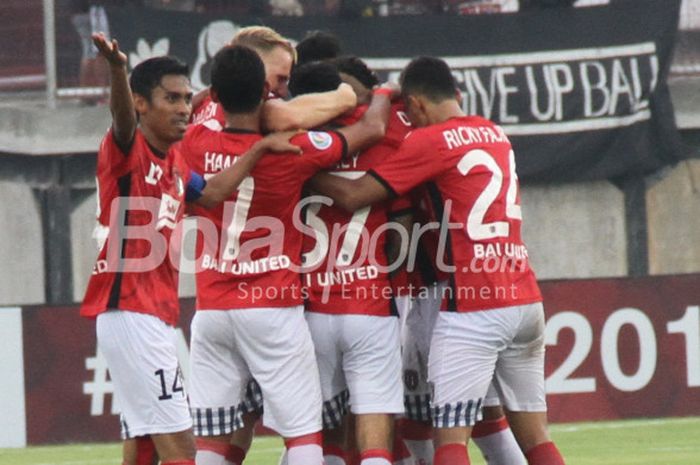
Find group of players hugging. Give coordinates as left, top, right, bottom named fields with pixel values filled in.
left=80, top=23, right=566, bottom=465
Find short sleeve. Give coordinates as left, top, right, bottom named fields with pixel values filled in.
left=388, top=194, right=413, bottom=219
left=97, top=128, right=134, bottom=178
left=368, top=130, right=446, bottom=196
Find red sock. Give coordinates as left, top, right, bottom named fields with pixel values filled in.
left=226, top=445, right=247, bottom=464
left=392, top=432, right=412, bottom=462
left=285, top=432, right=324, bottom=465
left=434, top=444, right=470, bottom=465
left=324, top=444, right=349, bottom=462
left=525, top=442, right=565, bottom=465
left=284, top=431, right=323, bottom=448
left=196, top=437, right=229, bottom=455
left=472, top=416, right=509, bottom=437
left=135, top=436, right=156, bottom=465
left=347, top=448, right=361, bottom=465
left=360, top=448, right=393, bottom=464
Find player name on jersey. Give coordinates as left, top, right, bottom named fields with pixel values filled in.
left=442, top=124, right=508, bottom=149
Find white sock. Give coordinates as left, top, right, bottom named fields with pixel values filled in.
left=287, top=444, right=324, bottom=465
left=196, top=449, right=235, bottom=465
left=473, top=428, right=526, bottom=465
left=277, top=450, right=288, bottom=465
left=361, top=458, right=392, bottom=465
left=326, top=455, right=348, bottom=465
left=404, top=439, right=434, bottom=465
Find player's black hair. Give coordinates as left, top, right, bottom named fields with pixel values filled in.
left=210, top=45, right=266, bottom=114
left=400, top=56, right=457, bottom=103
left=129, top=56, right=189, bottom=101
left=332, top=55, right=379, bottom=90
left=288, top=61, right=342, bottom=97
left=295, top=30, right=342, bottom=66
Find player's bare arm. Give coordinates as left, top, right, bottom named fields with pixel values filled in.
left=309, top=171, right=390, bottom=213
left=337, top=84, right=397, bottom=154
left=261, top=82, right=357, bottom=132
left=191, top=87, right=210, bottom=112
left=195, top=130, right=302, bottom=209
left=92, top=32, right=136, bottom=150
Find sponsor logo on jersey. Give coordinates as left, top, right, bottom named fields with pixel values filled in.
left=156, top=193, right=181, bottom=230
left=308, top=131, right=333, bottom=150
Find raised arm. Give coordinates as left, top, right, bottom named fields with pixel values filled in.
left=308, top=171, right=391, bottom=213
left=194, top=131, right=302, bottom=209
left=92, top=32, right=135, bottom=150
left=261, top=83, right=357, bottom=132
left=191, top=88, right=210, bottom=113
left=336, top=85, right=397, bottom=154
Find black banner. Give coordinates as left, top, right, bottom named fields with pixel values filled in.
left=107, top=0, right=684, bottom=182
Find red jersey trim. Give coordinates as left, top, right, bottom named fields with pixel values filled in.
left=106, top=173, right=131, bottom=310
left=367, top=169, right=398, bottom=198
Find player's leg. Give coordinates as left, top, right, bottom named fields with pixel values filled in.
left=392, top=295, right=416, bottom=465
left=342, top=314, right=404, bottom=465
left=429, top=310, right=505, bottom=465
left=305, top=311, right=353, bottom=465
left=472, top=400, right=526, bottom=465
left=96, top=312, right=195, bottom=465
left=122, top=436, right=157, bottom=465
left=327, top=418, right=354, bottom=465
left=231, top=379, right=265, bottom=463
left=391, top=420, right=413, bottom=465
left=150, top=430, right=198, bottom=464
left=235, top=306, right=324, bottom=465
left=495, top=303, right=565, bottom=465
left=400, top=287, right=441, bottom=465
left=188, top=310, right=250, bottom=465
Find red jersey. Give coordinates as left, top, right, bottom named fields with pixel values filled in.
left=190, top=95, right=225, bottom=130
left=370, top=116, right=542, bottom=312
left=181, top=124, right=347, bottom=310
left=81, top=128, right=191, bottom=325
left=388, top=184, right=456, bottom=298
left=304, top=104, right=412, bottom=316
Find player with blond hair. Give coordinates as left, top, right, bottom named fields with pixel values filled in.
left=191, top=25, right=356, bottom=133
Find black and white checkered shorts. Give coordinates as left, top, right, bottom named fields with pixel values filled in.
left=322, top=389, right=350, bottom=429
left=432, top=398, right=483, bottom=428
left=191, top=404, right=245, bottom=436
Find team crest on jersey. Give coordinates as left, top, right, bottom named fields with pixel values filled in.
left=157, top=193, right=181, bottom=230
left=308, top=131, right=333, bottom=150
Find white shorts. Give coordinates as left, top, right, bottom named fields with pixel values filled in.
left=96, top=311, right=192, bottom=439
left=189, top=306, right=322, bottom=438
left=401, top=283, right=442, bottom=421
left=429, top=303, right=547, bottom=428
left=305, top=312, right=404, bottom=429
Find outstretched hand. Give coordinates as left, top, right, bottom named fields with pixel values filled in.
left=92, top=32, right=127, bottom=67
left=261, top=130, right=303, bottom=154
